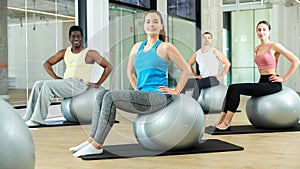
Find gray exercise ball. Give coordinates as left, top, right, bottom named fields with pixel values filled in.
left=246, top=87, right=300, bottom=129
left=133, top=94, right=205, bottom=151
left=61, top=98, right=78, bottom=123
left=0, top=99, right=35, bottom=169
left=198, top=85, right=228, bottom=112
left=61, top=87, right=105, bottom=124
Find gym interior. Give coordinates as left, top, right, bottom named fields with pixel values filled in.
left=1, top=0, right=300, bottom=169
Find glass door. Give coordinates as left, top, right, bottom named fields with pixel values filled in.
left=7, top=0, right=75, bottom=106
left=109, top=3, right=147, bottom=90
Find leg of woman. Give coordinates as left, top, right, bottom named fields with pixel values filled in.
left=69, top=89, right=109, bottom=152
left=73, top=90, right=172, bottom=157
left=89, top=89, right=110, bottom=138
left=214, top=112, right=227, bottom=126
left=216, top=80, right=282, bottom=130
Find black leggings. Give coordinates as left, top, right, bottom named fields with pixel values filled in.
left=181, top=76, right=219, bottom=100
left=223, top=75, right=282, bottom=112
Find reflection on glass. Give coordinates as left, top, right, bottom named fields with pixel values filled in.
left=112, top=0, right=151, bottom=8
left=230, top=9, right=271, bottom=84
left=223, top=0, right=262, bottom=5
left=7, top=0, right=75, bottom=106
left=168, top=0, right=196, bottom=20
left=109, top=4, right=147, bottom=90
left=109, top=3, right=196, bottom=90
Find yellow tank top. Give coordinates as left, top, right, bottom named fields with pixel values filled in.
left=63, top=47, right=93, bottom=83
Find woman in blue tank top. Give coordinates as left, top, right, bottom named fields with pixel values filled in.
left=70, top=10, right=191, bottom=157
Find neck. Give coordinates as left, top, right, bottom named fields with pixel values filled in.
left=202, top=45, right=211, bottom=52
left=260, top=39, right=270, bottom=45
left=146, top=36, right=160, bottom=46
left=71, top=46, right=84, bottom=54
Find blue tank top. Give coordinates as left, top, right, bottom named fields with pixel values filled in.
left=134, top=40, right=169, bottom=95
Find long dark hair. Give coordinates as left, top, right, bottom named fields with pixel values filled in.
left=256, top=20, right=271, bottom=30
left=144, top=10, right=167, bottom=42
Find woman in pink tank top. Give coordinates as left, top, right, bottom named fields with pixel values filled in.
left=211, top=20, right=300, bottom=131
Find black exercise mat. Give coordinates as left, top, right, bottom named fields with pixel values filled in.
left=28, top=119, right=120, bottom=128
left=16, top=105, right=119, bottom=128
left=81, top=139, right=244, bottom=160
left=206, top=123, right=300, bottom=135
left=28, top=119, right=79, bottom=128
left=204, top=110, right=241, bottom=114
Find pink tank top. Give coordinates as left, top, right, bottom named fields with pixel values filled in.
left=254, top=44, right=277, bottom=70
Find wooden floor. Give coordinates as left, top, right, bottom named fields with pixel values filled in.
left=7, top=92, right=300, bottom=169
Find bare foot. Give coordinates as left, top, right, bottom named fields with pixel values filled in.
left=213, top=112, right=227, bottom=126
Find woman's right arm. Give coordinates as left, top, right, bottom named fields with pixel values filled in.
left=127, top=43, right=141, bottom=90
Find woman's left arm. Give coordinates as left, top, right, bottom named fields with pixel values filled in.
left=273, top=42, right=300, bottom=82
left=159, top=43, right=191, bottom=96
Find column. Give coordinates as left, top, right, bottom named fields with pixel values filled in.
left=157, top=0, right=168, bottom=35
left=201, top=0, right=223, bottom=50
left=0, top=0, right=9, bottom=99
left=86, top=0, right=110, bottom=88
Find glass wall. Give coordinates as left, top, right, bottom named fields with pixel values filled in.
left=168, top=0, right=196, bottom=21
left=230, top=9, right=272, bottom=83
left=7, top=0, right=75, bottom=106
left=109, top=3, right=147, bottom=90
left=109, top=3, right=197, bottom=90
left=168, top=16, right=196, bottom=80
left=4, top=0, right=277, bottom=106
left=111, top=0, right=151, bottom=8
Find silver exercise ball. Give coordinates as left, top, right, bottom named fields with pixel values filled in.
left=0, top=99, right=35, bottom=169
left=133, top=94, right=205, bottom=151
left=246, top=87, right=300, bottom=129
left=198, top=85, right=228, bottom=112
left=61, top=98, right=78, bottom=122
left=61, top=87, right=105, bottom=124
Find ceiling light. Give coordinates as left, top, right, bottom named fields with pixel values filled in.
left=8, top=6, right=75, bottom=19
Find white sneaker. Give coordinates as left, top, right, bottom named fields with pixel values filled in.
left=25, top=120, right=41, bottom=127
left=69, top=141, right=90, bottom=152
left=73, top=143, right=103, bottom=157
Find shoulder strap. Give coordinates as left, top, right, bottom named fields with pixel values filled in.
left=255, top=45, right=260, bottom=55
left=268, top=43, right=272, bottom=51
left=80, top=48, right=89, bottom=58
left=152, top=40, right=162, bottom=49
left=137, top=41, right=147, bottom=52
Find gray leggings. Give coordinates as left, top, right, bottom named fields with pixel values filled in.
left=89, top=90, right=173, bottom=145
